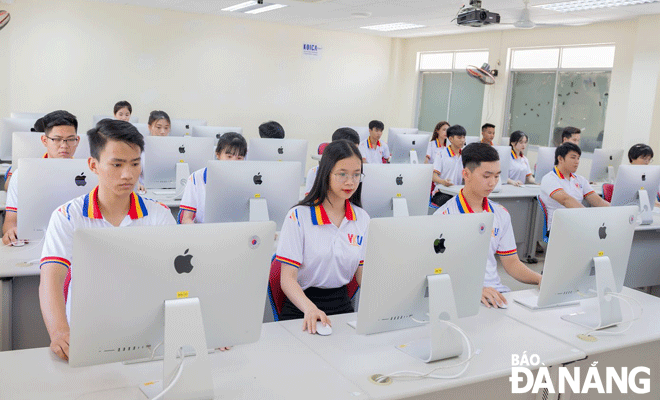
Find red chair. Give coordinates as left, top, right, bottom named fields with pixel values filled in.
left=317, top=142, right=329, bottom=155
left=602, top=183, right=614, bottom=203
left=268, top=256, right=359, bottom=321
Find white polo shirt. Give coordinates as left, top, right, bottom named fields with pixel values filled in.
left=434, top=189, right=518, bottom=293
left=425, top=139, right=445, bottom=164
left=305, top=166, right=318, bottom=195
left=5, top=153, right=49, bottom=213
left=275, top=200, right=369, bottom=290
left=432, top=146, right=463, bottom=194
left=540, top=166, right=595, bottom=229
left=359, top=138, right=390, bottom=164
left=508, top=150, right=532, bottom=183
left=40, top=186, right=176, bottom=322
left=178, top=167, right=208, bottom=223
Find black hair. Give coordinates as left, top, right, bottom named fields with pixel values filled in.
left=431, top=121, right=450, bottom=141
left=368, top=120, right=384, bottom=131
left=299, top=140, right=363, bottom=208
left=88, top=119, right=144, bottom=160
left=215, top=131, right=247, bottom=157
left=31, top=117, right=46, bottom=133
left=462, top=142, right=499, bottom=171
left=509, top=130, right=529, bottom=147
left=628, top=143, right=654, bottom=163
left=446, top=124, right=467, bottom=138
left=148, top=110, right=171, bottom=126
left=42, top=110, right=78, bottom=134
left=554, top=142, right=581, bottom=165
left=258, top=121, right=285, bottom=139
left=113, top=101, right=132, bottom=115
left=331, top=127, right=360, bottom=145
left=561, top=126, right=581, bottom=142
left=481, top=123, right=495, bottom=131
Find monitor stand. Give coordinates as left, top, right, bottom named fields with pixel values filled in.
left=397, top=274, right=463, bottom=363
left=561, top=256, right=623, bottom=331
left=409, top=150, right=419, bottom=164
left=174, top=162, right=190, bottom=200
left=637, top=189, right=653, bottom=225
left=392, top=197, right=410, bottom=217
left=607, top=165, right=615, bottom=183
left=249, top=198, right=270, bottom=222
left=140, top=298, right=214, bottom=400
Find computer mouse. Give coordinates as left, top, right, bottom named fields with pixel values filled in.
left=11, top=240, right=26, bottom=247
left=485, top=299, right=508, bottom=309
left=315, top=321, right=332, bottom=336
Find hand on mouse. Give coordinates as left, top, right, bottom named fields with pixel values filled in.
left=137, top=183, right=146, bottom=194
left=481, top=287, right=507, bottom=309
left=302, top=307, right=330, bottom=334
left=2, top=227, right=18, bottom=246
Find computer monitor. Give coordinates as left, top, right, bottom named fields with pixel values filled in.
left=514, top=206, right=637, bottom=330
left=345, top=126, right=370, bottom=143
left=389, top=132, right=431, bottom=164
left=92, top=114, right=139, bottom=124
left=205, top=160, right=302, bottom=231
left=17, top=158, right=99, bottom=241
left=386, top=127, right=418, bottom=149
left=246, top=138, right=308, bottom=181
left=170, top=118, right=208, bottom=137
left=11, top=112, right=45, bottom=119
left=534, top=146, right=556, bottom=181
left=493, top=145, right=512, bottom=186
left=361, top=164, right=433, bottom=218
left=142, top=136, right=217, bottom=189
left=464, top=136, right=480, bottom=146
left=356, top=213, right=493, bottom=363
left=131, top=122, right=151, bottom=137
left=192, top=125, right=243, bottom=140
left=0, top=117, right=38, bottom=161
left=12, top=132, right=91, bottom=169
left=69, top=221, right=275, bottom=399
left=589, top=148, right=623, bottom=183
left=611, top=165, right=660, bottom=225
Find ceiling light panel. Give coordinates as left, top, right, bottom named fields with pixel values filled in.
left=535, top=0, right=659, bottom=13
left=360, top=22, right=426, bottom=32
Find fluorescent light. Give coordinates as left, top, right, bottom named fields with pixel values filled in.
left=222, top=1, right=258, bottom=12
left=535, top=0, right=658, bottom=12
left=245, top=4, right=287, bottom=14
left=360, top=23, right=425, bottom=32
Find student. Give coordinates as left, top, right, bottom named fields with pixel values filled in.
left=539, top=142, right=609, bottom=232
left=561, top=126, right=581, bottom=145
left=431, top=124, right=466, bottom=207
left=148, top=110, right=171, bottom=136
left=305, top=128, right=360, bottom=195
left=113, top=101, right=132, bottom=122
left=507, top=130, right=536, bottom=186
left=276, top=140, right=369, bottom=333
left=259, top=121, right=285, bottom=139
left=424, top=121, right=449, bottom=164
left=178, top=132, right=247, bottom=224
left=3, top=116, right=46, bottom=191
left=358, top=120, right=390, bottom=164
left=628, top=143, right=653, bottom=165
left=38, top=119, right=175, bottom=361
left=435, top=143, right=542, bottom=308
left=480, top=123, right=495, bottom=145
left=2, top=111, right=80, bottom=246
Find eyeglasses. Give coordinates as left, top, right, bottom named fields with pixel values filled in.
left=45, top=136, right=79, bottom=146
left=333, top=172, right=364, bottom=183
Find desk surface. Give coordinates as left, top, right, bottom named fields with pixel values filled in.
left=440, top=184, right=540, bottom=199
left=0, top=241, right=42, bottom=278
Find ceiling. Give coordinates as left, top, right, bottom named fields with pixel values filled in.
left=86, top=0, right=660, bottom=38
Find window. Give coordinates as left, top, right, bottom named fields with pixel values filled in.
left=506, top=45, right=614, bottom=152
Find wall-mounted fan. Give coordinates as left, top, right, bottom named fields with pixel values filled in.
left=0, top=10, right=9, bottom=31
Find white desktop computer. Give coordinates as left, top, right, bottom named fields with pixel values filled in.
left=389, top=132, right=431, bottom=164
left=535, top=146, right=556, bottom=181
left=246, top=138, right=308, bottom=182
left=589, top=148, right=623, bottom=183
left=0, top=117, right=38, bottom=161
left=611, top=165, right=660, bottom=225
left=361, top=164, right=433, bottom=218
left=12, top=132, right=90, bottom=169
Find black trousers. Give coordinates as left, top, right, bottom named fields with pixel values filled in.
left=280, top=285, right=353, bottom=321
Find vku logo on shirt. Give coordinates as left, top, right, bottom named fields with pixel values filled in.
left=347, top=233, right=363, bottom=247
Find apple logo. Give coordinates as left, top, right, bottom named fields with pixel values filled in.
left=412, top=140, right=416, bottom=145
left=433, top=234, right=446, bottom=254
left=642, top=174, right=646, bottom=182
left=253, top=172, right=263, bottom=185
left=179, top=145, right=186, bottom=154
left=277, top=147, right=284, bottom=155
left=395, top=174, right=403, bottom=185
left=598, top=224, right=607, bottom=240
left=174, top=249, right=194, bottom=274
left=75, top=172, right=87, bottom=187
left=185, top=124, right=190, bottom=129
left=609, top=155, right=613, bottom=160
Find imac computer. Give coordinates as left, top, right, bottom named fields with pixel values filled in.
left=12, top=132, right=91, bottom=169
left=346, top=126, right=370, bottom=142
left=515, top=206, right=637, bottom=330
left=246, top=138, right=308, bottom=181
left=143, top=136, right=217, bottom=190
left=205, top=160, right=302, bottom=231
left=69, top=221, right=275, bottom=399
left=389, top=132, right=431, bottom=164
left=463, top=136, right=480, bottom=147
left=611, top=165, right=660, bottom=225
left=356, top=213, right=493, bottom=363
left=11, top=112, right=45, bottom=119
left=17, top=159, right=99, bottom=241
left=534, top=146, right=556, bottom=181
left=492, top=146, right=512, bottom=192
left=0, top=117, right=38, bottom=161
left=386, top=128, right=418, bottom=149
left=170, top=119, right=208, bottom=137
left=131, top=122, right=151, bottom=137
left=92, top=114, right=139, bottom=124
left=361, top=164, right=433, bottom=218
left=589, top=148, right=623, bottom=183
left=192, top=126, right=243, bottom=140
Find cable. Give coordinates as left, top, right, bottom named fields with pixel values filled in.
left=581, top=291, right=643, bottom=337
left=152, top=347, right=186, bottom=400
left=149, top=341, right=163, bottom=361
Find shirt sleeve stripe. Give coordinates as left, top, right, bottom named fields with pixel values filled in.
left=178, top=205, right=197, bottom=212
left=40, top=257, right=71, bottom=269
left=549, top=188, right=564, bottom=197
left=5, top=207, right=17, bottom=212
left=583, top=191, right=595, bottom=198
left=358, top=260, right=364, bottom=267
left=496, top=249, right=518, bottom=256
left=275, top=255, right=301, bottom=268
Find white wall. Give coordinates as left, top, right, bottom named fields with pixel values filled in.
left=0, top=0, right=395, bottom=171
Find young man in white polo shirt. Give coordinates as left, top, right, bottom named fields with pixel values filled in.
left=539, top=142, right=609, bottom=233
left=2, top=110, right=80, bottom=246
left=561, top=126, right=581, bottom=146
left=435, top=143, right=541, bottom=308
left=480, top=123, right=495, bottom=146
left=39, top=119, right=175, bottom=361
left=358, top=120, right=390, bottom=164
left=431, top=124, right=466, bottom=207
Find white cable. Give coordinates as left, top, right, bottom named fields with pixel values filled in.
left=149, top=342, right=163, bottom=361
left=583, top=292, right=643, bottom=336
left=152, top=347, right=186, bottom=400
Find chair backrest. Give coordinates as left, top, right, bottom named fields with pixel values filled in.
left=602, top=183, right=614, bottom=203
left=537, top=196, right=549, bottom=243
left=317, top=142, right=329, bottom=155
left=268, top=256, right=359, bottom=321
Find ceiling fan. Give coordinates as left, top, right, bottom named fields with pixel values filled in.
left=501, top=0, right=590, bottom=29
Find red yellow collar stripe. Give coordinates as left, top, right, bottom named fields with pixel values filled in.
left=511, top=149, right=518, bottom=160
left=447, top=146, right=461, bottom=157
left=83, top=186, right=149, bottom=220
left=553, top=166, right=575, bottom=180
left=43, top=153, right=49, bottom=158
left=310, top=200, right=357, bottom=225
left=456, top=189, right=493, bottom=214
left=367, top=137, right=380, bottom=149
left=435, top=139, right=444, bottom=148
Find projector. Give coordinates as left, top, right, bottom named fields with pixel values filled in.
left=456, top=0, right=500, bottom=27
